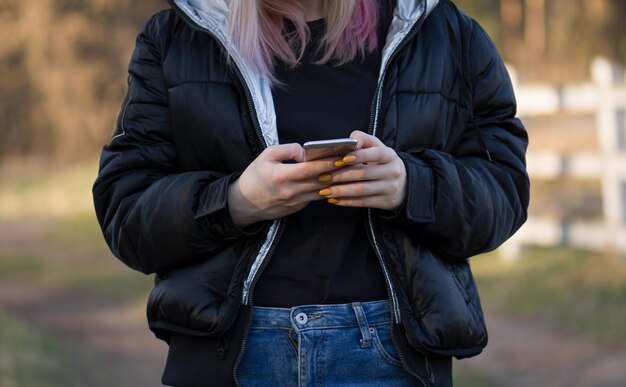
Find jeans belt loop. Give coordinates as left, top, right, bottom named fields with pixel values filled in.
left=351, top=302, right=372, bottom=348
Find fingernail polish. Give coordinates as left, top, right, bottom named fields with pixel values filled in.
left=318, top=174, right=332, bottom=183
left=334, top=160, right=345, bottom=167
left=343, top=155, right=357, bottom=163
left=319, top=188, right=332, bottom=196
left=327, top=198, right=340, bottom=204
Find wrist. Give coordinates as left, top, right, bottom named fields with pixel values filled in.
left=227, top=179, right=260, bottom=228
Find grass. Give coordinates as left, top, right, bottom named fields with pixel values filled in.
left=0, top=160, right=153, bottom=302
left=0, top=315, right=117, bottom=387
left=42, top=212, right=109, bottom=253
left=0, top=213, right=153, bottom=303
left=0, top=167, right=151, bottom=386
left=473, top=247, right=626, bottom=346
left=0, top=160, right=98, bottom=219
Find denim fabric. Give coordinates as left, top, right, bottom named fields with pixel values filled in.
left=236, top=300, right=419, bottom=386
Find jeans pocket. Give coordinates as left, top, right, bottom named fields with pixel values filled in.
left=370, top=324, right=403, bottom=367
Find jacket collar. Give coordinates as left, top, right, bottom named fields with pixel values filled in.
left=170, top=0, right=439, bottom=147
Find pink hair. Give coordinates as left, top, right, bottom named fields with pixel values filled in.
left=228, top=0, right=380, bottom=81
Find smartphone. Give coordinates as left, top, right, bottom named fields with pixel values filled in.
left=303, top=138, right=358, bottom=162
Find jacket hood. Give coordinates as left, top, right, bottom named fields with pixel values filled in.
left=171, top=0, right=439, bottom=148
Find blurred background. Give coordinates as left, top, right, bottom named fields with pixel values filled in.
left=1, top=0, right=626, bottom=386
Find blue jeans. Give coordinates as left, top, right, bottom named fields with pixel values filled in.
left=236, top=300, right=418, bottom=386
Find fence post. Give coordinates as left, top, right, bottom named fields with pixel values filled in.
left=592, top=57, right=626, bottom=253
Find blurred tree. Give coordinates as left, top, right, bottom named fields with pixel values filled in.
left=606, top=0, right=626, bottom=61
left=456, top=0, right=626, bottom=82
left=524, top=0, right=546, bottom=63
left=500, top=0, right=523, bottom=63
left=454, top=0, right=501, bottom=43
left=0, top=0, right=166, bottom=162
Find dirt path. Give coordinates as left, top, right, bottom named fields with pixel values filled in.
left=0, top=282, right=167, bottom=387
left=462, top=308, right=626, bottom=387
left=0, top=218, right=167, bottom=387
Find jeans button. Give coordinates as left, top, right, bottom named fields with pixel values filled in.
left=295, top=312, right=308, bottom=325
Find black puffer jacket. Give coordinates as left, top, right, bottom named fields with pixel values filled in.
left=93, top=0, right=529, bottom=385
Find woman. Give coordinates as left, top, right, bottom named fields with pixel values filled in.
left=93, top=0, right=529, bottom=385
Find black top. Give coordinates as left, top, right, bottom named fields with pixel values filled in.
left=254, top=5, right=393, bottom=307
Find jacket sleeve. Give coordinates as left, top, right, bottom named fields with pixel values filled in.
left=379, top=21, right=530, bottom=261
left=93, top=12, right=259, bottom=275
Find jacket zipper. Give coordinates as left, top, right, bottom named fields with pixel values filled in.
left=367, top=0, right=431, bottom=325
left=167, top=3, right=286, bottom=385
left=217, top=26, right=286, bottom=387
left=363, top=221, right=427, bottom=387
left=226, top=63, right=286, bottom=382
left=366, top=1, right=432, bottom=385
left=368, top=0, right=430, bottom=137
left=232, top=223, right=285, bottom=386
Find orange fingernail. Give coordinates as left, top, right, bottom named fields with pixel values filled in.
left=327, top=198, right=340, bottom=204
left=343, top=155, right=357, bottom=163
left=319, top=188, right=332, bottom=196
left=334, top=160, right=345, bottom=167
left=318, top=174, right=332, bottom=183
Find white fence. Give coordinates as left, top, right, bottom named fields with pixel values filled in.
left=501, top=57, right=626, bottom=259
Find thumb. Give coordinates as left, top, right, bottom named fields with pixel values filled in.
left=263, top=143, right=304, bottom=163
left=350, top=130, right=382, bottom=149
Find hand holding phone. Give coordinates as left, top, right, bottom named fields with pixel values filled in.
left=228, top=143, right=341, bottom=227
left=311, top=131, right=407, bottom=212
left=303, top=138, right=358, bottom=162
